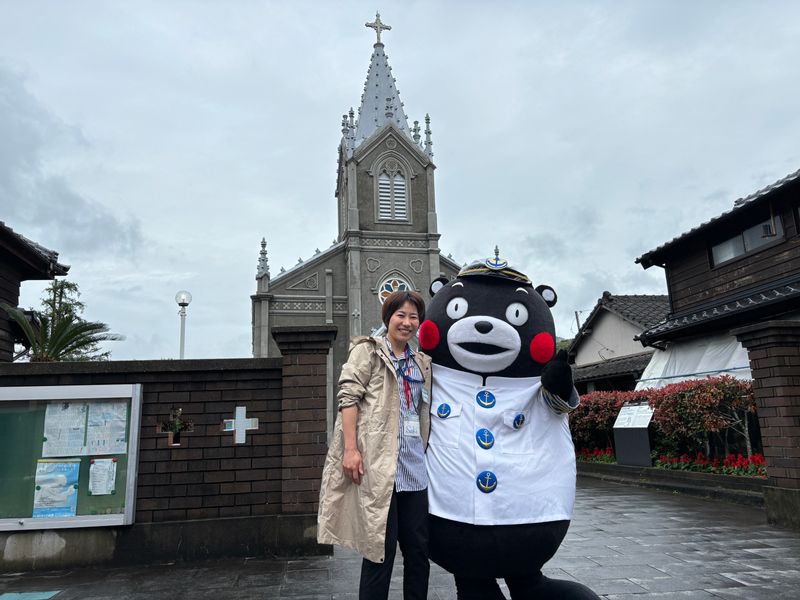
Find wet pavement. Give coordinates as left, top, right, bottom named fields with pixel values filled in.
left=1, top=477, right=798, bottom=599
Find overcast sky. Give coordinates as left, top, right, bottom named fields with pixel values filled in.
left=3, top=1, right=800, bottom=360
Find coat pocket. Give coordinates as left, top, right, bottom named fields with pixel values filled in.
left=429, top=400, right=462, bottom=449
left=500, top=410, right=534, bottom=454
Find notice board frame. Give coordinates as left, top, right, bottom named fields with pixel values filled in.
left=0, top=384, right=142, bottom=531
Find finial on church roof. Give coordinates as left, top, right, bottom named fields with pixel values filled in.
left=412, top=120, right=421, bottom=144
left=494, top=245, right=500, bottom=260
left=365, top=11, right=391, bottom=45
left=424, top=113, right=434, bottom=158
left=257, top=237, right=270, bottom=279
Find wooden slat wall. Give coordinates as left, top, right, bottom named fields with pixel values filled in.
left=0, top=263, right=22, bottom=363
left=667, top=203, right=799, bottom=314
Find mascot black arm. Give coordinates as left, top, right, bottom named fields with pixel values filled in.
left=540, top=350, right=574, bottom=401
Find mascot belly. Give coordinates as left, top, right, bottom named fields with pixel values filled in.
left=420, top=252, right=599, bottom=600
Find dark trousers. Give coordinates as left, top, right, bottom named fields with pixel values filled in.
left=359, top=488, right=429, bottom=600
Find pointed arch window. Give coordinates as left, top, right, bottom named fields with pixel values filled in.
left=376, top=159, right=408, bottom=221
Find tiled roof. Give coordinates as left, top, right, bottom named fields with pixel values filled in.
left=597, top=292, right=670, bottom=329
left=0, top=221, right=69, bottom=277
left=572, top=351, right=654, bottom=383
left=568, top=291, right=668, bottom=360
left=638, top=274, right=800, bottom=346
left=637, top=168, right=800, bottom=268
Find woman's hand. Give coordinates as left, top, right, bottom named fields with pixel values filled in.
left=343, top=447, right=364, bottom=485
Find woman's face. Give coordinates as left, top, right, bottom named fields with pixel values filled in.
left=387, top=301, right=421, bottom=348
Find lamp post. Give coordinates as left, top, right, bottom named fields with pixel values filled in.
left=175, top=290, right=192, bottom=359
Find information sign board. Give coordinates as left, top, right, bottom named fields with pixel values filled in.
left=0, top=384, right=141, bottom=531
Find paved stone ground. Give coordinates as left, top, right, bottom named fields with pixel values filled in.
left=1, top=477, right=799, bottom=599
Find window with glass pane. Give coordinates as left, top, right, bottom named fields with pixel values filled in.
left=711, top=215, right=783, bottom=266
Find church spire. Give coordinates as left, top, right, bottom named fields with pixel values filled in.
left=350, top=12, right=412, bottom=150
left=256, top=237, right=270, bottom=280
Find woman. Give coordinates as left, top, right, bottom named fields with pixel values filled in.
left=318, top=290, right=432, bottom=600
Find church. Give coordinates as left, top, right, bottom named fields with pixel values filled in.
left=251, top=14, right=460, bottom=421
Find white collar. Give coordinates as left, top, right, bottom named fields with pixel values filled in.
left=432, top=363, right=541, bottom=389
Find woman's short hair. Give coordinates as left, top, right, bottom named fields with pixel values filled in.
left=381, top=291, right=426, bottom=327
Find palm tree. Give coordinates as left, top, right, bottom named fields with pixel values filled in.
left=1, top=303, right=123, bottom=362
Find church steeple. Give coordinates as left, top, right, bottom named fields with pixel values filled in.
left=350, top=12, right=413, bottom=151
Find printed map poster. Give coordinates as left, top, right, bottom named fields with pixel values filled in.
left=89, top=458, right=117, bottom=496
left=42, top=402, right=88, bottom=457
left=32, top=459, right=80, bottom=518
left=87, top=401, right=128, bottom=455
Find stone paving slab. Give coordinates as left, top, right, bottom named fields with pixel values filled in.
left=1, top=477, right=798, bottom=599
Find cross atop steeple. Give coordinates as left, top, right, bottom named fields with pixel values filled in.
left=365, top=11, right=391, bottom=44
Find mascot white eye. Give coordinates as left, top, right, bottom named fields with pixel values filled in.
left=446, top=297, right=469, bottom=320
left=505, top=302, right=528, bottom=326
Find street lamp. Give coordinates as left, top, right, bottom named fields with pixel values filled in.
left=175, top=290, right=192, bottom=359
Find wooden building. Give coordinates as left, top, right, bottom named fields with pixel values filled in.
left=635, top=169, right=800, bottom=383
left=0, top=221, right=69, bottom=362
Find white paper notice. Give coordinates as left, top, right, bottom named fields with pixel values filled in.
left=613, top=403, right=654, bottom=429
left=89, top=458, right=117, bottom=495
left=87, top=402, right=128, bottom=455
left=42, top=403, right=88, bottom=457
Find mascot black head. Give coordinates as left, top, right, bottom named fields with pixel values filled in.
left=419, top=249, right=558, bottom=378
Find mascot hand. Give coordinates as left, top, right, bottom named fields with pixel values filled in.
left=541, top=350, right=574, bottom=400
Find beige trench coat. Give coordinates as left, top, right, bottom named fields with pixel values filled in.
left=317, top=336, right=432, bottom=563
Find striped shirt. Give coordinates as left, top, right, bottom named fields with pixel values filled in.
left=385, top=338, right=428, bottom=492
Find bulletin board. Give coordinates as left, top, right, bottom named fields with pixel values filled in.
left=0, top=384, right=142, bottom=531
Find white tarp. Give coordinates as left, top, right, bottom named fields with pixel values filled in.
left=636, top=333, right=751, bottom=390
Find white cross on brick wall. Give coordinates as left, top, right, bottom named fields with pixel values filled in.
left=221, top=406, right=259, bottom=444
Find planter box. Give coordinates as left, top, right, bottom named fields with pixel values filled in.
left=577, top=461, right=765, bottom=506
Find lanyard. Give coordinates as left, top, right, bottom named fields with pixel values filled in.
left=401, top=347, right=412, bottom=409
left=387, top=340, right=422, bottom=411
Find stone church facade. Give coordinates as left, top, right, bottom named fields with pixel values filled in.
left=251, top=15, right=460, bottom=424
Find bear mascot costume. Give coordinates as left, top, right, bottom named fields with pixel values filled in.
left=418, top=251, right=600, bottom=600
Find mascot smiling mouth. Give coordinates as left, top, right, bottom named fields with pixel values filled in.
left=447, top=316, right=521, bottom=373
left=456, top=342, right=507, bottom=355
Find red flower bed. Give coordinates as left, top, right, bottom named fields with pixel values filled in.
left=576, top=446, right=615, bottom=463
left=654, top=452, right=766, bottom=477
left=571, top=377, right=764, bottom=477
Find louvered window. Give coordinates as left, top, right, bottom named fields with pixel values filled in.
left=376, top=163, right=408, bottom=221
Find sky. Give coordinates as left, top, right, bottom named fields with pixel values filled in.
left=3, top=1, right=800, bottom=360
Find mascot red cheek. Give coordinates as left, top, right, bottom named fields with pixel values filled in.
left=423, top=251, right=600, bottom=600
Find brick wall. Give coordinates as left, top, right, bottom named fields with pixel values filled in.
left=0, top=326, right=336, bottom=525
left=733, top=320, right=800, bottom=530
left=0, top=359, right=283, bottom=522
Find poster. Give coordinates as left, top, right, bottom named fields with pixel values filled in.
left=87, top=402, right=128, bottom=455
left=89, top=458, right=117, bottom=495
left=42, top=403, right=88, bottom=457
left=32, top=459, right=80, bottom=518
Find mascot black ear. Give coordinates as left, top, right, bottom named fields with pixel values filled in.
left=535, top=284, right=558, bottom=308
left=429, top=277, right=449, bottom=297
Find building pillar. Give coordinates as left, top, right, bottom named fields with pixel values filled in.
left=732, top=320, right=800, bottom=530
left=272, top=325, right=337, bottom=515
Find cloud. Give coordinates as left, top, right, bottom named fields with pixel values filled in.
left=0, top=65, right=143, bottom=258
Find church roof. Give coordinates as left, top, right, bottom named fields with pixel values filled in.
left=341, top=13, right=433, bottom=159
left=353, top=41, right=411, bottom=147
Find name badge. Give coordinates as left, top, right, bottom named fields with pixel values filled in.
left=404, top=413, right=421, bottom=438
